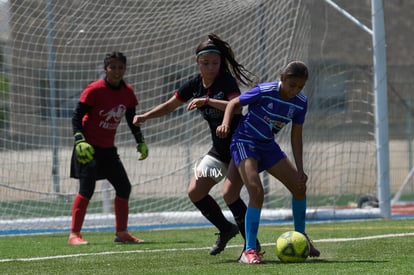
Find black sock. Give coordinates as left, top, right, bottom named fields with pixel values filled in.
left=227, top=197, right=247, bottom=239
left=193, top=195, right=233, bottom=232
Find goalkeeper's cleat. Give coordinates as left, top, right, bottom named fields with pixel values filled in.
left=304, top=233, right=320, bottom=257
left=209, top=224, right=239, bottom=255
left=68, top=233, right=88, bottom=245
left=114, top=231, right=144, bottom=244
left=238, top=249, right=264, bottom=264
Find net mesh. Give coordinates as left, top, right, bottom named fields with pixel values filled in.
left=0, top=0, right=384, bottom=234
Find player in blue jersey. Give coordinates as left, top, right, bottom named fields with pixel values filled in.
left=216, top=61, right=320, bottom=264
left=133, top=33, right=260, bottom=256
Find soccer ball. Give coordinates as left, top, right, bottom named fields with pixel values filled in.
left=275, top=231, right=310, bottom=263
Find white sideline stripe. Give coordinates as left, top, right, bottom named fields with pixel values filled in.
left=315, top=232, right=414, bottom=242
left=1, top=232, right=414, bottom=263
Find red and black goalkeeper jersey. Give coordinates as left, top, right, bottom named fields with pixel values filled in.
left=79, top=79, right=138, bottom=148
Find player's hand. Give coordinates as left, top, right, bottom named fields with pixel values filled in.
left=187, top=97, right=208, bottom=111
left=298, top=171, right=308, bottom=184
left=136, top=142, right=148, bottom=160
left=74, top=132, right=95, bottom=164
left=133, top=115, right=146, bottom=126
left=295, top=171, right=308, bottom=193
left=216, top=124, right=230, bottom=139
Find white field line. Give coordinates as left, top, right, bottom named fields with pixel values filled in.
left=1, top=232, right=414, bottom=263
left=315, top=232, right=414, bottom=242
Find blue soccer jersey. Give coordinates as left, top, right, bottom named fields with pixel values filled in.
left=236, top=81, right=307, bottom=142
left=230, top=81, right=308, bottom=171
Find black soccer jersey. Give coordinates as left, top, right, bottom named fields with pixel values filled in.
left=175, top=72, right=242, bottom=163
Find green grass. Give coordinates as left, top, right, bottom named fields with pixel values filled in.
left=1, top=219, right=414, bottom=274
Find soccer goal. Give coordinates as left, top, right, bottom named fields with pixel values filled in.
left=0, top=0, right=392, bottom=235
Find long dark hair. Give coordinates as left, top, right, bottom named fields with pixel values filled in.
left=195, top=33, right=255, bottom=87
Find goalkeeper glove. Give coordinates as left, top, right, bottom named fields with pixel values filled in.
left=74, top=132, right=95, bottom=164
left=136, top=142, right=148, bottom=160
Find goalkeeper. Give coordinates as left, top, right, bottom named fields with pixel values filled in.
left=133, top=33, right=260, bottom=256
left=68, top=51, right=148, bottom=245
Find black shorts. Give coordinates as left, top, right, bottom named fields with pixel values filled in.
left=70, top=146, right=131, bottom=198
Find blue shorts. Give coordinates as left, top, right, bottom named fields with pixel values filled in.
left=230, top=136, right=286, bottom=172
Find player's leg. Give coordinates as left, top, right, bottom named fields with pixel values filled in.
left=69, top=193, right=91, bottom=245
left=266, top=157, right=320, bottom=257
left=69, top=161, right=96, bottom=245
left=236, top=158, right=264, bottom=264
left=266, top=157, right=306, bottom=229
left=189, top=155, right=238, bottom=255
left=107, top=150, right=143, bottom=244
left=223, top=159, right=261, bottom=253
left=223, top=160, right=245, bottom=231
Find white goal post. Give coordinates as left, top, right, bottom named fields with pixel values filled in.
left=324, top=0, right=391, bottom=218
left=0, top=0, right=394, bottom=234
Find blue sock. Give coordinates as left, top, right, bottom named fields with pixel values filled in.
left=245, top=206, right=261, bottom=251
left=292, top=197, right=306, bottom=234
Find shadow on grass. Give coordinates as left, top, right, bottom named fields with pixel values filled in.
left=220, top=258, right=388, bottom=265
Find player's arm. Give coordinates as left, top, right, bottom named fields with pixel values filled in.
left=72, top=102, right=91, bottom=134
left=291, top=123, right=307, bottom=181
left=133, top=95, right=183, bottom=125
left=72, top=102, right=95, bottom=164
left=187, top=94, right=242, bottom=114
left=216, top=96, right=241, bottom=138
left=126, top=107, right=148, bottom=160
left=126, top=107, right=145, bottom=143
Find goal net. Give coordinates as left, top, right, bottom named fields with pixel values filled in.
left=0, top=0, right=383, bottom=235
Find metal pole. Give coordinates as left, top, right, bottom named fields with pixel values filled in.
left=372, top=0, right=391, bottom=218
left=407, top=99, right=413, bottom=192
left=257, top=0, right=270, bottom=207
left=324, top=0, right=391, bottom=217
left=324, top=0, right=372, bottom=35
left=47, top=0, right=60, bottom=193
left=102, top=180, right=111, bottom=214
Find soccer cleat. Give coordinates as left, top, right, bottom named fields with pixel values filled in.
left=238, top=239, right=262, bottom=261
left=114, top=231, right=144, bottom=244
left=68, top=233, right=88, bottom=245
left=304, top=233, right=320, bottom=257
left=209, top=224, right=239, bottom=255
left=239, top=249, right=264, bottom=264
left=256, top=239, right=262, bottom=253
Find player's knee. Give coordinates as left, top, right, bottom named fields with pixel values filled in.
left=187, top=189, right=197, bottom=202
left=292, top=182, right=306, bottom=200
left=116, top=184, right=131, bottom=199
left=79, top=191, right=93, bottom=199
left=247, top=185, right=264, bottom=206
left=187, top=184, right=204, bottom=202
left=79, top=186, right=94, bottom=199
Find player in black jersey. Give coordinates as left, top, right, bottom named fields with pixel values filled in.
left=134, top=33, right=259, bottom=256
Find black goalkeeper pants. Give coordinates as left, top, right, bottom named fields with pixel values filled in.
left=70, top=146, right=132, bottom=200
